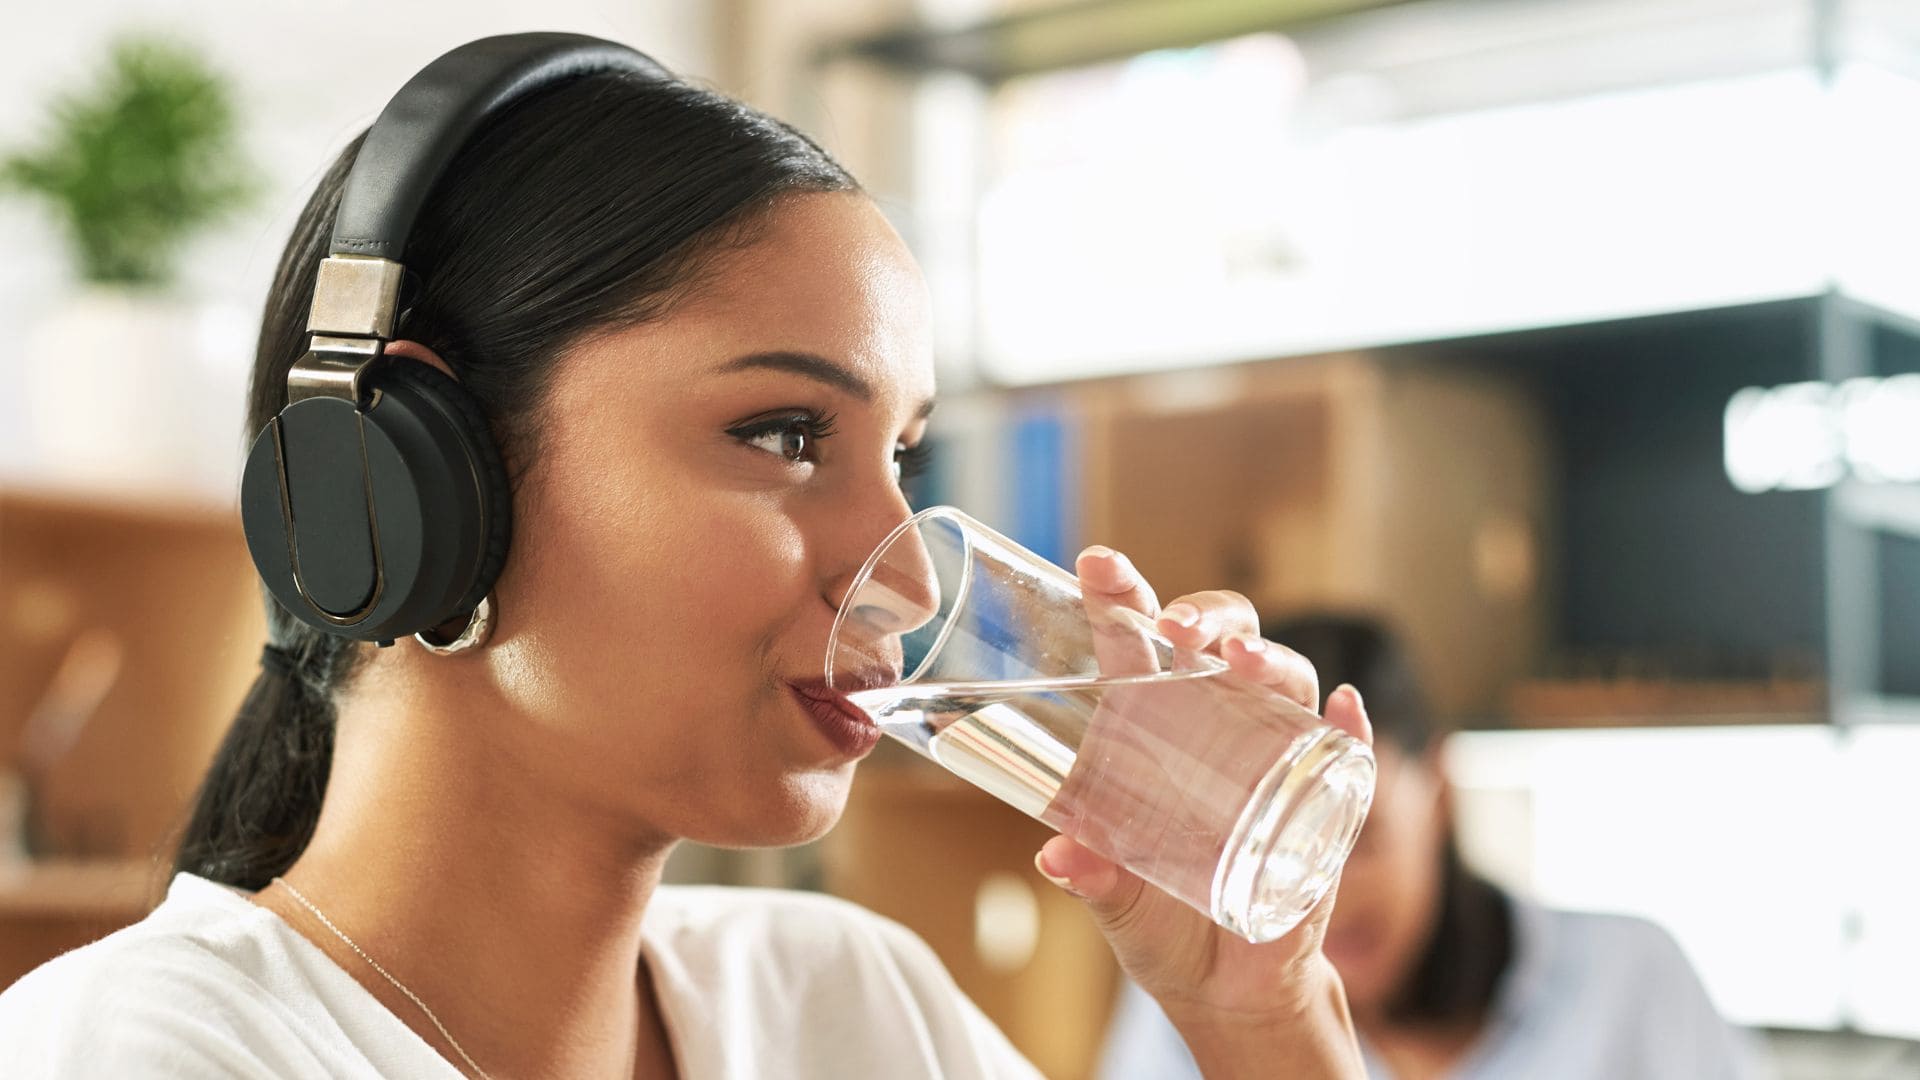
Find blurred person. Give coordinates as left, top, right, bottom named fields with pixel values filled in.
left=1099, top=614, right=1762, bottom=1080
left=0, top=35, right=1373, bottom=1079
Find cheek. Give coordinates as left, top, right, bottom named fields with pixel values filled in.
left=1330, top=808, right=1448, bottom=964
left=662, top=500, right=811, bottom=627
left=508, top=481, right=811, bottom=707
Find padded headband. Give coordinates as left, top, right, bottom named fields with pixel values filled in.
left=331, top=32, right=669, bottom=262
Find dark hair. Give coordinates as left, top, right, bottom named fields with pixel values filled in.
left=1264, top=613, right=1514, bottom=1027
left=173, top=69, right=859, bottom=890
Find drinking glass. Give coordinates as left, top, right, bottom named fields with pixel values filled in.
left=826, top=506, right=1375, bottom=943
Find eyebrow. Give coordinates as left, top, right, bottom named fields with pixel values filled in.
left=717, top=350, right=936, bottom=420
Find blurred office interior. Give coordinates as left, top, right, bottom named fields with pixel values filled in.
left=1, top=1, right=1917, bottom=1077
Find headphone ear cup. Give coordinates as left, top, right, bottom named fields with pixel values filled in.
left=239, top=357, right=512, bottom=644
left=370, top=360, right=513, bottom=621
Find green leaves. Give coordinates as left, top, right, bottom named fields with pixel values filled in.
left=2, top=35, right=259, bottom=288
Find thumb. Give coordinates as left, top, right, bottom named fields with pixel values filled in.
left=1035, top=835, right=1148, bottom=928
left=1324, top=683, right=1373, bottom=745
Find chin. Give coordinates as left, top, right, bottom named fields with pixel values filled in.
left=691, top=769, right=853, bottom=850
left=767, top=769, right=854, bottom=845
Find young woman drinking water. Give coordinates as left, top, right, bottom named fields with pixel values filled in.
left=0, top=34, right=1371, bottom=1079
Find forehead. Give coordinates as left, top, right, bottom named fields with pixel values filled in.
left=637, top=191, right=936, bottom=409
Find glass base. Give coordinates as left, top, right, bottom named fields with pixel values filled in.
left=1209, top=728, right=1376, bottom=943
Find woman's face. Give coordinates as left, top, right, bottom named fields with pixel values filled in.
left=481, top=192, right=937, bottom=850
left=1323, top=738, right=1450, bottom=1015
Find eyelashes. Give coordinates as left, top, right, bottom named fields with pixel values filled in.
left=726, top=408, right=840, bottom=464
left=896, top=440, right=935, bottom=483
left=727, top=407, right=934, bottom=484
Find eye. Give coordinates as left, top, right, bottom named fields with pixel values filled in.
left=728, top=410, right=838, bottom=465
left=895, top=440, right=934, bottom=485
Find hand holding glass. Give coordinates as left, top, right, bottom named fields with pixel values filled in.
left=826, top=507, right=1375, bottom=943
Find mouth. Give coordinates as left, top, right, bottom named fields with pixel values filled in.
left=1322, top=922, right=1380, bottom=969
left=786, top=679, right=884, bottom=759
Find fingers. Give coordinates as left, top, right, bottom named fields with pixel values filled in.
left=1035, top=835, right=1148, bottom=928
left=1156, top=589, right=1323, bottom=711
left=1154, top=589, right=1258, bottom=650
left=1323, top=683, right=1374, bottom=745
left=1075, top=546, right=1160, bottom=614
left=1071, top=560, right=1347, bottom=726
left=1077, top=547, right=1161, bottom=676
left=1220, top=633, right=1320, bottom=712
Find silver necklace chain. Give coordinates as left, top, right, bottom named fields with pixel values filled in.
left=272, top=876, right=494, bottom=1080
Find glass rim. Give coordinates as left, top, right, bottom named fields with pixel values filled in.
left=824, top=504, right=978, bottom=689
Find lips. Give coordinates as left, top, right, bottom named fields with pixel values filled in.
left=787, top=680, right=883, bottom=758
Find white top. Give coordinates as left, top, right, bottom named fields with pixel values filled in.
left=0, top=872, right=1043, bottom=1079
left=1099, top=896, right=1767, bottom=1080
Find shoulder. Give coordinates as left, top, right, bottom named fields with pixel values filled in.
left=1532, top=905, right=1703, bottom=988
left=0, top=874, right=332, bottom=1078
left=1503, top=901, right=1761, bottom=1078
left=2, top=874, right=266, bottom=1009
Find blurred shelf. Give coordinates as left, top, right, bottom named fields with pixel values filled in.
left=1505, top=676, right=1824, bottom=728
left=825, top=0, right=1404, bottom=84
left=0, top=857, right=164, bottom=919
left=0, top=481, right=238, bottom=530
left=1489, top=686, right=1920, bottom=730
left=1, top=488, right=263, bottom=864
left=0, top=857, right=167, bottom=990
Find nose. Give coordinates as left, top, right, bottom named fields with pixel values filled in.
left=846, top=538, right=942, bottom=634
left=825, top=498, right=944, bottom=687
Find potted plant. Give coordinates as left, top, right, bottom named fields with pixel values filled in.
left=4, top=33, right=257, bottom=496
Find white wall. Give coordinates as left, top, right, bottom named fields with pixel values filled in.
left=0, top=1, right=719, bottom=501
left=1448, top=724, right=1920, bottom=1038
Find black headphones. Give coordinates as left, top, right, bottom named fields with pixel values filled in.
left=239, top=33, right=667, bottom=651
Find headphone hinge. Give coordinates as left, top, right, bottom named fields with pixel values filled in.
left=289, top=336, right=385, bottom=406
left=308, top=255, right=405, bottom=338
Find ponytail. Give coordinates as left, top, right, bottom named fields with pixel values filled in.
left=172, top=636, right=347, bottom=889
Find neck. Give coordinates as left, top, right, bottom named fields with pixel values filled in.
left=254, top=671, right=680, bottom=1079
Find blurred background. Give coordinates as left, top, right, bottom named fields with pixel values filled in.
left=2, top=1, right=1917, bottom=1077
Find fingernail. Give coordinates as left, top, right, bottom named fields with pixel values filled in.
left=1162, top=603, right=1199, bottom=628
left=1335, top=683, right=1364, bottom=709
left=1231, top=634, right=1267, bottom=654
left=1082, top=544, right=1116, bottom=561
left=1033, top=850, right=1083, bottom=896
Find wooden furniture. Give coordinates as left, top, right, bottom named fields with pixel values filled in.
left=0, top=488, right=262, bottom=986
left=0, top=858, right=169, bottom=987
left=1069, top=352, right=1551, bottom=721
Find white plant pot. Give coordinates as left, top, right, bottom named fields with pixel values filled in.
left=24, top=288, right=230, bottom=499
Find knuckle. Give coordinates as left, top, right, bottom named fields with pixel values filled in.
left=1195, top=589, right=1258, bottom=631
left=1216, top=588, right=1254, bottom=612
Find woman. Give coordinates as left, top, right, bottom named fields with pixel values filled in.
left=1099, top=616, right=1762, bottom=1080
left=0, top=37, right=1371, bottom=1079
